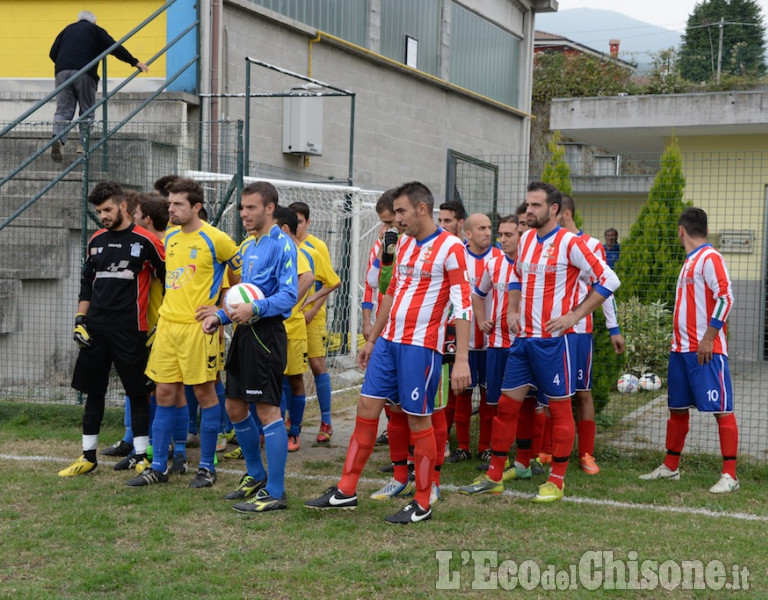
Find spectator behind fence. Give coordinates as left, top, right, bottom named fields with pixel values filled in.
left=49, top=10, right=149, bottom=162
left=604, top=228, right=620, bottom=268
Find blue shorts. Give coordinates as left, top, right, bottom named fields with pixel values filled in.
left=667, top=352, right=733, bottom=413
left=501, top=335, right=575, bottom=400
left=361, top=338, right=442, bottom=416
left=572, top=333, right=593, bottom=391
left=468, top=349, right=487, bottom=388
left=484, top=347, right=509, bottom=405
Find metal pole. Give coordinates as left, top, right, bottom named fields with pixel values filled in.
left=244, top=61, right=251, bottom=177
left=235, top=119, right=245, bottom=242
left=347, top=94, right=356, bottom=185
left=348, top=191, right=360, bottom=358
left=102, top=58, right=108, bottom=172
left=716, top=17, right=724, bottom=84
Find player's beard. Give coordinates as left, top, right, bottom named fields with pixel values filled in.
left=104, top=210, right=124, bottom=230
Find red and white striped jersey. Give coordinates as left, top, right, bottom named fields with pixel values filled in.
left=383, top=228, right=472, bottom=352
left=475, top=254, right=518, bottom=348
left=362, top=238, right=382, bottom=313
left=515, top=226, right=620, bottom=338
left=573, top=232, right=619, bottom=334
left=671, top=244, right=733, bottom=355
left=466, top=245, right=504, bottom=349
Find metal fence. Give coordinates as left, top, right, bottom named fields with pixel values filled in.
left=450, top=149, right=768, bottom=460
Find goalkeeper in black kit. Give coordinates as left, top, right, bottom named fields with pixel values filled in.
left=59, top=181, right=165, bottom=478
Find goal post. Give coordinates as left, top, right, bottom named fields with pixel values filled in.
left=186, top=170, right=383, bottom=369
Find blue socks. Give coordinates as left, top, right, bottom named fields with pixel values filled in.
left=288, top=394, right=306, bottom=437
left=151, top=405, right=174, bottom=472
left=199, top=404, right=221, bottom=471
left=315, top=372, right=332, bottom=425
left=185, top=385, right=199, bottom=435
left=263, top=419, right=288, bottom=499
left=173, top=406, right=188, bottom=458
left=233, top=414, right=267, bottom=481
left=122, top=395, right=133, bottom=443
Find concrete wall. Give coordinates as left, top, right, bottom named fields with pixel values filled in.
left=220, top=0, right=532, bottom=199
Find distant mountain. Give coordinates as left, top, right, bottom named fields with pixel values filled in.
left=535, top=8, right=683, bottom=71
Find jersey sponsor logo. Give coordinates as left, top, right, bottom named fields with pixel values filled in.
left=519, top=262, right=558, bottom=274
left=130, top=242, right=143, bottom=257
left=166, top=265, right=196, bottom=289
left=107, top=243, right=123, bottom=248
left=398, top=264, right=433, bottom=279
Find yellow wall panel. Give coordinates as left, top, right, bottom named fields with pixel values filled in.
left=0, top=0, right=166, bottom=78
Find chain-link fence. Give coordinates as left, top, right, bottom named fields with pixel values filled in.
left=451, top=149, right=768, bottom=460
left=0, top=120, right=381, bottom=406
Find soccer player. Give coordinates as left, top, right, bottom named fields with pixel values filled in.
left=557, top=194, right=625, bottom=475
left=275, top=206, right=320, bottom=452
left=305, top=181, right=472, bottom=524
left=445, top=213, right=502, bottom=464
left=640, top=207, right=739, bottom=493
left=203, top=182, right=298, bottom=512
left=127, top=178, right=239, bottom=488
left=59, top=182, right=164, bottom=477
left=289, top=202, right=342, bottom=445
left=108, top=192, right=172, bottom=471
left=438, top=201, right=467, bottom=238
left=461, top=181, right=619, bottom=502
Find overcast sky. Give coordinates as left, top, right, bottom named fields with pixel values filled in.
left=559, top=0, right=768, bottom=31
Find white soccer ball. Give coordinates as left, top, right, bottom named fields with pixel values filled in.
left=224, top=283, right=264, bottom=325
left=617, top=374, right=640, bottom=394
left=638, top=373, right=663, bottom=391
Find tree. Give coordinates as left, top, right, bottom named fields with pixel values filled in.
left=541, top=131, right=572, bottom=196
left=678, top=0, right=767, bottom=83
left=614, top=139, right=690, bottom=305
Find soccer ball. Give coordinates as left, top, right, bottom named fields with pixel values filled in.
left=638, top=373, right=663, bottom=391
left=224, top=283, right=264, bottom=325
left=616, top=374, right=640, bottom=394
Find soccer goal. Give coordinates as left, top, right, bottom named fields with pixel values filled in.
left=186, top=170, right=383, bottom=370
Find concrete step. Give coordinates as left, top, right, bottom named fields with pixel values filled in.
left=0, top=193, right=84, bottom=230
left=0, top=220, right=71, bottom=279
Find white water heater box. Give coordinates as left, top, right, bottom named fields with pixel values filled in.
left=282, top=87, right=323, bottom=156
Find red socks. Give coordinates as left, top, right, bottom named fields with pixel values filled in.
left=717, top=413, right=738, bottom=478
left=388, top=409, right=411, bottom=484
left=338, top=416, right=378, bottom=495
left=531, top=408, right=545, bottom=458
left=431, top=408, right=448, bottom=486
left=477, top=389, right=496, bottom=454
left=663, top=412, right=690, bottom=472
left=577, top=419, right=596, bottom=458
left=412, top=427, right=436, bottom=509
left=514, top=397, right=536, bottom=468
left=453, top=390, right=473, bottom=451
left=487, top=397, right=523, bottom=482
left=541, top=411, right=553, bottom=456
left=548, top=399, right=575, bottom=489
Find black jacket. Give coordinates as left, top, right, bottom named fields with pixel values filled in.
left=50, top=20, right=139, bottom=82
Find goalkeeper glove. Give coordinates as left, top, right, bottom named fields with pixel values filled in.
left=73, top=313, right=93, bottom=349
left=381, top=227, right=399, bottom=266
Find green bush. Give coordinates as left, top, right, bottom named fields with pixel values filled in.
left=592, top=309, right=627, bottom=415
left=617, top=297, right=673, bottom=377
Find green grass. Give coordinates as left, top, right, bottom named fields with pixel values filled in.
left=1, top=400, right=766, bottom=599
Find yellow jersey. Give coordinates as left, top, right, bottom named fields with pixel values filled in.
left=146, top=230, right=167, bottom=332
left=283, top=245, right=314, bottom=340
left=299, top=233, right=340, bottom=324
left=160, top=222, right=239, bottom=324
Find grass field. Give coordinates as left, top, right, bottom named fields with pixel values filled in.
left=1, top=398, right=767, bottom=599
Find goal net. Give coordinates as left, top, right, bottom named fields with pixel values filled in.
left=186, top=170, right=384, bottom=385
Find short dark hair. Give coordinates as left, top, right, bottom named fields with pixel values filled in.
left=515, top=201, right=527, bottom=216
left=274, top=205, right=298, bottom=235
left=124, top=189, right=142, bottom=217
left=527, top=181, right=562, bottom=212
left=375, top=188, right=398, bottom=215
left=154, top=174, right=180, bottom=198
left=167, top=178, right=204, bottom=207
left=499, top=214, right=519, bottom=225
left=394, top=181, right=434, bottom=212
left=604, top=227, right=618, bottom=236
left=439, top=201, right=467, bottom=221
left=139, top=193, right=169, bottom=231
left=88, top=181, right=125, bottom=206
left=242, top=181, right=279, bottom=208
left=678, top=207, right=708, bottom=238
left=560, top=193, right=576, bottom=216
left=288, top=201, right=310, bottom=220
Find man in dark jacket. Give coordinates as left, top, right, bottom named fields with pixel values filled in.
left=49, top=11, right=148, bottom=161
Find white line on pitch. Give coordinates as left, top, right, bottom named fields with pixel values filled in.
left=5, top=452, right=766, bottom=523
